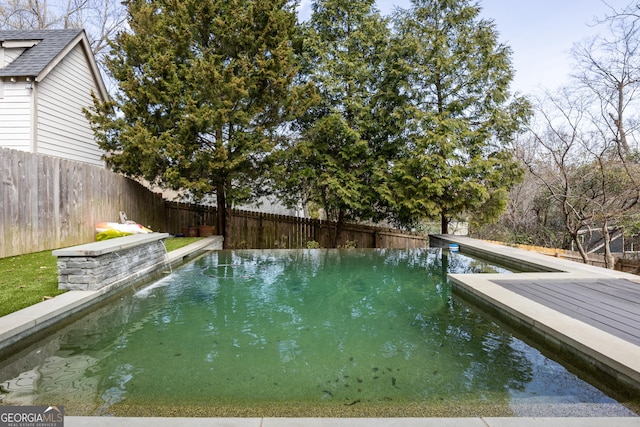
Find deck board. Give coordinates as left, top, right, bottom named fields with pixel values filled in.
left=491, top=278, right=640, bottom=346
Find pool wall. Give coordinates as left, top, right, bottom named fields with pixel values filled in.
left=429, top=235, right=561, bottom=272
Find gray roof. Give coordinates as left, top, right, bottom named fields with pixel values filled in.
left=0, top=29, right=83, bottom=78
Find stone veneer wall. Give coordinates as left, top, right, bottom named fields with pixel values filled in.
left=54, top=234, right=170, bottom=291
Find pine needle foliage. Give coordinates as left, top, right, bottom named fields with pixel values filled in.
left=86, top=0, right=301, bottom=245
left=388, top=0, right=531, bottom=233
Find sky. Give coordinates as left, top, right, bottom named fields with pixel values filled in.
left=297, top=0, right=635, bottom=95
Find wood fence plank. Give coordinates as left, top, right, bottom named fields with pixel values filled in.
left=8, top=150, right=21, bottom=254
left=0, top=150, right=6, bottom=258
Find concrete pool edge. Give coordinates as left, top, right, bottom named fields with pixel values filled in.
left=0, top=236, right=223, bottom=353
left=430, top=234, right=640, bottom=278
left=64, top=416, right=640, bottom=426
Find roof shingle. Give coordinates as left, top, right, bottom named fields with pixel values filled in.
left=0, top=29, right=83, bottom=78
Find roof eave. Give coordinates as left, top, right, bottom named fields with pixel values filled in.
left=34, top=30, right=109, bottom=101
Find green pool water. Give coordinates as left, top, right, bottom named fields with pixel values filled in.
left=0, top=248, right=636, bottom=417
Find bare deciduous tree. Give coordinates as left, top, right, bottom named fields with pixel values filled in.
left=572, top=13, right=640, bottom=155
left=520, top=81, right=640, bottom=268
left=480, top=5, right=640, bottom=266
left=523, top=88, right=596, bottom=263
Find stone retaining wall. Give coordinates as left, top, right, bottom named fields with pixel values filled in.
left=53, top=233, right=170, bottom=291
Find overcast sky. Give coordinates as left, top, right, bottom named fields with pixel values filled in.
left=297, top=0, right=635, bottom=95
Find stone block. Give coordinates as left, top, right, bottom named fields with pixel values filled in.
left=67, top=275, right=98, bottom=285
left=57, top=268, right=85, bottom=276
left=66, top=259, right=101, bottom=269
left=62, top=283, right=89, bottom=291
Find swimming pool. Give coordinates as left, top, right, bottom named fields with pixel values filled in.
left=0, top=248, right=636, bottom=417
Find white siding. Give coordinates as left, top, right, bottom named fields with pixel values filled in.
left=3, top=48, right=25, bottom=67
left=0, top=79, right=32, bottom=151
left=37, top=44, right=104, bottom=166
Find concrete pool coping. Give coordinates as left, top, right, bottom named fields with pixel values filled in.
left=63, top=416, right=640, bottom=426
left=3, top=237, right=640, bottom=425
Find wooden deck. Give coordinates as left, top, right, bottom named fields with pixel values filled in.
left=491, top=278, right=640, bottom=346
left=432, top=234, right=640, bottom=391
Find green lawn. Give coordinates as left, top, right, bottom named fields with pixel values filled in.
left=0, top=237, right=202, bottom=317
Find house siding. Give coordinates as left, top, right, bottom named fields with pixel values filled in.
left=37, top=43, right=104, bottom=166
left=0, top=79, right=32, bottom=151
left=2, top=48, right=25, bottom=66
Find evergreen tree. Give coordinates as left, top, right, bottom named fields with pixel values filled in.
left=86, top=0, right=299, bottom=245
left=280, top=0, right=397, bottom=246
left=389, top=0, right=531, bottom=233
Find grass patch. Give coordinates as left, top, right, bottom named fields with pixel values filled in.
left=0, top=250, right=62, bottom=317
left=0, top=237, right=204, bottom=318
left=163, top=236, right=202, bottom=252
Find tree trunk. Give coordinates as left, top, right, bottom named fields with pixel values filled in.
left=441, top=212, right=449, bottom=234
left=561, top=199, right=589, bottom=263
left=602, top=221, right=615, bottom=269
left=570, top=231, right=590, bottom=264
left=216, top=184, right=227, bottom=249
left=614, top=82, right=630, bottom=154
left=214, top=127, right=228, bottom=249
left=333, top=209, right=345, bottom=248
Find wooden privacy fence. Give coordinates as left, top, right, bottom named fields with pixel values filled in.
left=224, top=210, right=427, bottom=249
left=1, top=147, right=427, bottom=258
left=162, top=204, right=427, bottom=249
left=1, top=147, right=166, bottom=258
